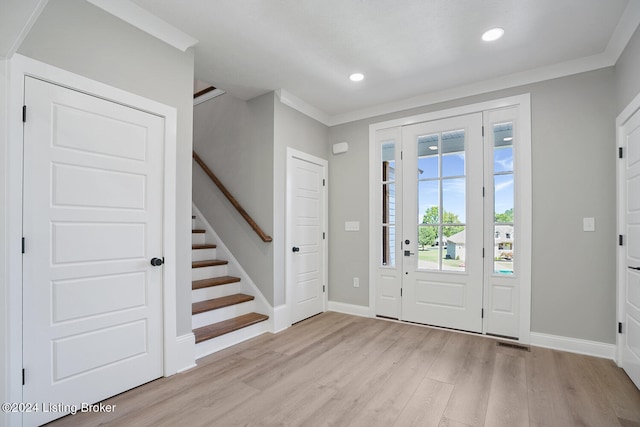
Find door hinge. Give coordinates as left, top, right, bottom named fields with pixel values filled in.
left=619, top=147, right=624, bottom=159
left=22, top=369, right=25, bottom=385
left=482, top=187, right=485, bottom=197
left=618, top=322, right=623, bottom=334
left=323, top=232, right=325, bottom=240
left=400, top=151, right=403, bottom=160
left=482, top=248, right=485, bottom=258
left=481, top=308, right=484, bottom=318
left=323, top=179, right=325, bottom=186
left=482, top=126, right=485, bottom=137
left=619, top=235, right=624, bottom=246
left=323, top=285, right=326, bottom=293
left=22, top=105, right=27, bottom=123
left=21, top=237, right=25, bottom=254
left=400, top=288, right=403, bottom=297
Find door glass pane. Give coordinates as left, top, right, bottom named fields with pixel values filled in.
left=381, top=141, right=396, bottom=267
left=382, top=225, right=396, bottom=266
left=443, top=226, right=465, bottom=272
left=493, top=122, right=514, bottom=275
left=442, top=129, right=465, bottom=177
left=442, top=178, right=466, bottom=222
left=418, top=134, right=439, bottom=179
left=418, top=181, right=439, bottom=224
left=418, top=225, right=440, bottom=269
left=417, top=129, right=466, bottom=272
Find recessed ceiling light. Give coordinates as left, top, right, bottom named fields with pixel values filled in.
left=349, top=73, right=365, bottom=82
left=482, top=27, right=504, bottom=42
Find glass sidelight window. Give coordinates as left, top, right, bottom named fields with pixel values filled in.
left=493, top=122, right=514, bottom=274
left=417, top=130, right=466, bottom=272
left=381, top=141, right=396, bottom=266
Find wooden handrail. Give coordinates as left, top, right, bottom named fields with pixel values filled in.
left=193, top=151, right=273, bottom=243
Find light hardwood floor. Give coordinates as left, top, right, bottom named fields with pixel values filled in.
left=47, top=312, right=640, bottom=427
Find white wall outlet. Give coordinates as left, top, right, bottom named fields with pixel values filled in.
left=353, top=277, right=360, bottom=287
left=583, top=217, right=595, bottom=232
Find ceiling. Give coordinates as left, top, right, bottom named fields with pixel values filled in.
left=128, top=0, right=639, bottom=124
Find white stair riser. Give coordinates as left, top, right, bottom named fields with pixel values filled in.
left=192, top=265, right=227, bottom=281
left=192, top=283, right=239, bottom=303
left=195, top=322, right=269, bottom=360
left=192, top=248, right=217, bottom=262
left=192, top=233, right=206, bottom=245
left=192, top=301, right=256, bottom=329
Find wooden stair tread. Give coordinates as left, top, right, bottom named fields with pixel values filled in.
left=192, top=229, right=206, bottom=234
left=192, top=294, right=254, bottom=315
left=192, top=276, right=241, bottom=290
left=194, top=313, right=269, bottom=343
left=192, top=259, right=228, bottom=268
left=192, top=243, right=217, bottom=250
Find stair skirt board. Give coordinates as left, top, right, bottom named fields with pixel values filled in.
left=191, top=205, right=273, bottom=360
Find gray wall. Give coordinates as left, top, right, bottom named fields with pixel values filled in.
left=192, top=94, right=328, bottom=307
left=193, top=93, right=275, bottom=304
left=273, top=97, right=329, bottom=305
left=17, top=0, right=195, bottom=335
left=329, top=67, right=618, bottom=344
left=0, top=57, right=8, bottom=422
left=616, top=25, right=640, bottom=114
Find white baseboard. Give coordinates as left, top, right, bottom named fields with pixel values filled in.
left=530, top=332, right=616, bottom=360
left=272, top=305, right=290, bottom=333
left=175, top=333, right=196, bottom=373
left=327, top=301, right=371, bottom=318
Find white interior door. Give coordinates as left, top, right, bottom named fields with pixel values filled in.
left=288, top=151, right=327, bottom=324
left=22, top=77, right=165, bottom=425
left=621, top=106, right=640, bottom=389
left=401, top=114, right=484, bottom=332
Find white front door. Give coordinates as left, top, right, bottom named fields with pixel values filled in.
left=620, top=106, right=640, bottom=389
left=373, top=99, right=529, bottom=339
left=287, top=150, right=327, bottom=324
left=401, top=114, right=484, bottom=332
left=22, top=77, right=165, bottom=425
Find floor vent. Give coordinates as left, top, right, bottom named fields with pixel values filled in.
left=497, top=341, right=530, bottom=352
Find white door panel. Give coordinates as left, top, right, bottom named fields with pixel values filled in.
left=621, top=106, right=640, bottom=389
left=402, top=114, right=484, bottom=332
left=288, top=153, right=327, bottom=324
left=22, top=77, right=164, bottom=426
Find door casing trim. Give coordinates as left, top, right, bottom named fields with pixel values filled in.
left=615, top=90, right=640, bottom=366
left=368, top=94, right=532, bottom=343
left=6, top=54, right=178, bottom=422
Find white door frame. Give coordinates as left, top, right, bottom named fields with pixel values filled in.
left=616, top=91, right=640, bottom=366
left=6, top=54, right=178, bottom=420
left=286, top=147, right=328, bottom=325
left=368, top=94, right=532, bottom=343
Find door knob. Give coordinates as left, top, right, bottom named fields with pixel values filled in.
left=292, top=247, right=300, bottom=253
left=150, top=257, right=164, bottom=266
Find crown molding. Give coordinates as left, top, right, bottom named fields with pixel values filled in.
left=86, top=0, right=198, bottom=52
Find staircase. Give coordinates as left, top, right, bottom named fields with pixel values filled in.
left=191, top=213, right=269, bottom=359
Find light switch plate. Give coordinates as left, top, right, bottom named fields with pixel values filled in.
left=345, top=221, right=360, bottom=231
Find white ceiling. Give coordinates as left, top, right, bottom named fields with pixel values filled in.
left=128, top=0, right=638, bottom=124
